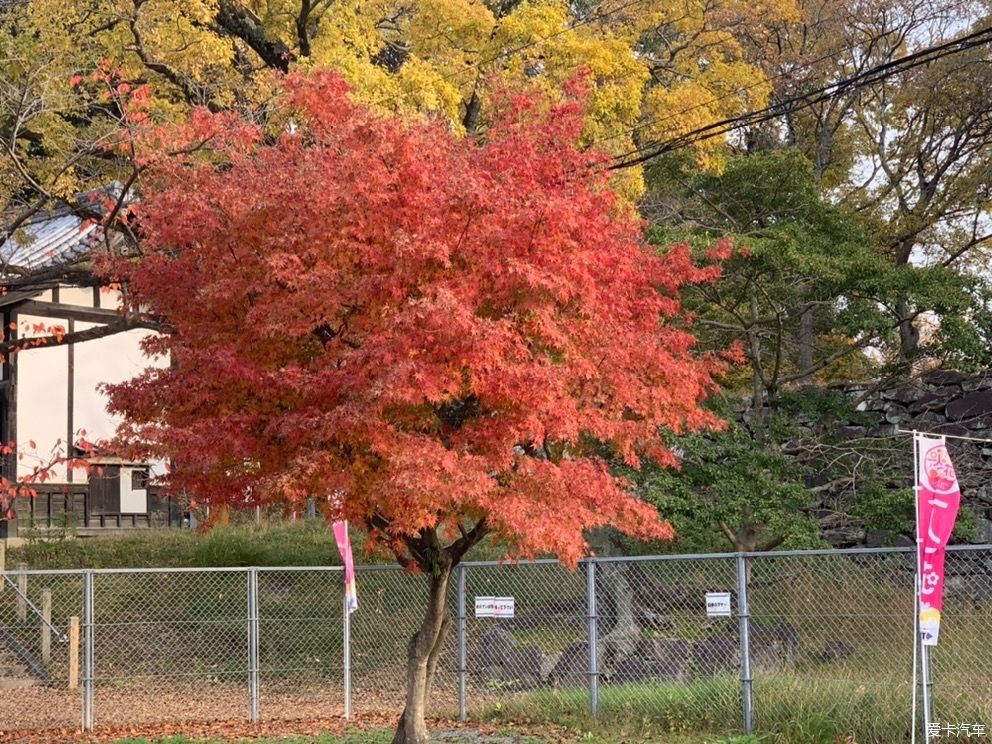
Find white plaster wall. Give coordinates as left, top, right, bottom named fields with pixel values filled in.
left=15, top=313, right=168, bottom=484
left=58, top=286, right=94, bottom=307
left=97, top=287, right=123, bottom=310
left=119, top=466, right=148, bottom=513
left=73, top=322, right=168, bottom=482
left=15, top=314, right=69, bottom=481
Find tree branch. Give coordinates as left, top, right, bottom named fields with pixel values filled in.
left=718, top=520, right=738, bottom=549
left=127, top=0, right=210, bottom=107
left=216, top=0, right=295, bottom=72
left=1, top=314, right=169, bottom=356
left=448, top=517, right=488, bottom=564
left=296, top=0, right=313, bottom=58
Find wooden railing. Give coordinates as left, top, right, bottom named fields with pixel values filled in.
left=8, top=484, right=182, bottom=535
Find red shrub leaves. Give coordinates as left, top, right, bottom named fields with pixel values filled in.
left=104, top=71, right=726, bottom=566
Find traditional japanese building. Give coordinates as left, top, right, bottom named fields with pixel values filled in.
left=0, top=194, right=179, bottom=538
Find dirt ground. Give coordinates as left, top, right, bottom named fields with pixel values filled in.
left=0, top=714, right=567, bottom=744
left=0, top=678, right=467, bottom=737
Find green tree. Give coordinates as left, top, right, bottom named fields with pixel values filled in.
left=637, top=150, right=976, bottom=550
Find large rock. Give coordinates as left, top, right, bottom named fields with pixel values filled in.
left=908, top=393, right=942, bottom=413
left=500, top=645, right=545, bottom=688
left=883, top=385, right=925, bottom=403
left=922, top=370, right=971, bottom=386
left=750, top=642, right=783, bottom=672
left=865, top=529, right=915, bottom=549
left=962, top=376, right=992, bottom=392
left=475, top=627, right=556, bottom=688
left=692, top=633, right=739, bottom=677
left=754, top=621, right=801, bottom=665
left=945, top=390, right=992, bottom=421
left=477, top=627, right=515, bottom=671
left=835, top=426, right=867, bottom=441
left=613, top=638, right=693, bottom=683
left=816, top=640, right=854, bottom=662
left=743, top=621, right=801, bottom=672
left=548, top=639, right=589, bottom=686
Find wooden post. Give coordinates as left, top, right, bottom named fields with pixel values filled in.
left=68, top=617, right=80, bottom=690
left=16, top=562, right=27, bottom=620
left=41, top=588, right=52, bottom=663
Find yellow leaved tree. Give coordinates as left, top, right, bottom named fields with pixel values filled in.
left=2, top=0, right=797, bottom=238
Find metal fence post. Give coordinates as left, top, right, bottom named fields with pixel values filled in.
left=736, top=554, right=753, bottom=734
left=457, top=564, right=467, bottom=721
left=586, top=559, right=599, bottom=717
left=41, top=588, right=52, bottom=663
left=248, top=568, right=259, bottom=723
left=16, top=563, right=27, bottom=620
left=82, top=569, right=94, bottom=731
left=343, top=577, right=352, bottom=720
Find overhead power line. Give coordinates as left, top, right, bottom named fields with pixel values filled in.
left=582, top=0, right=984, bottom=155
left=603, top=23, right=992, bottom=170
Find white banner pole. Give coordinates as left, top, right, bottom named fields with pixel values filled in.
left=911, top=430, right=919, bottom=744
left=914, top=431, right=933, bottom=743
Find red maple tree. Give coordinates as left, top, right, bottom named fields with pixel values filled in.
left=102, top=71, right=727, bottom=743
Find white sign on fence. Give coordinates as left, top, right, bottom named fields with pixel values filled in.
left=475, top=596, right=514, bottom=618
left=705, top=591, right=732, bottom=617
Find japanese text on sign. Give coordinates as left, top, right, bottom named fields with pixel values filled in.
left=475, top=596, right=514, bottom=618
left=705, top=592, right=732, bottom=617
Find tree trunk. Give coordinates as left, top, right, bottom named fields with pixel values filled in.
left=587, top=528, right=638, bottom=682
left=392, top=565, right=453, bottom=744
left=896, top=297, right=919, bottom=359
left=796, top=305, right=814, bottom=373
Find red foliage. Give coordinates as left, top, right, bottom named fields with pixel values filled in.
left=102, top=71, right=727, bottom=565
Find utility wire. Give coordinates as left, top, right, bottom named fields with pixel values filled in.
left=581, top=0, right=980, bottom=155
left=368, top=0, right=935, bottom=112
left=367, top=0, right=982, bottom=160
left=604, top=23, right=992, bottom=170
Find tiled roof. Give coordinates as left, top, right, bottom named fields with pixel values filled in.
left=0, top=209, right=104, bottom=271
left=0, top=183, right=127, bottom=272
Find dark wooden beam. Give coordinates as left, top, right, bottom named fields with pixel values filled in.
left=5, top=308, right=16, bottom=483
left=18, top=300, right=123, bottom=324
left=0, top=289, right=44, bottom=310
left=66, top=317, right=75, bottom=484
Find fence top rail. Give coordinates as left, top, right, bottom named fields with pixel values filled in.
left=0, top=568, right=88, bottom=576
left=2, top=543, right=990, bottom=575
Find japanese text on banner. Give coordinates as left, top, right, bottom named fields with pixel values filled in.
left=916, top=434, right=961, bottom=646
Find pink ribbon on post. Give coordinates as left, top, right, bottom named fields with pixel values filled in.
left=333, top=520, right=358, bottom=613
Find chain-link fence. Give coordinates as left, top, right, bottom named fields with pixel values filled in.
left=1, top=546, right=991, bottom=739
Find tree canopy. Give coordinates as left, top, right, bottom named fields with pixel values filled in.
left=103, top=70, right=729, bottom=565
left=0, top=0, right=795, bottom=229
left=95, top=70, right=731, bottom=741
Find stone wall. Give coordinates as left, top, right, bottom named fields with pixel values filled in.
left=792, top=369, right=992, bottom=547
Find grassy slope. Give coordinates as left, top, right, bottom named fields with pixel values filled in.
left=8, top=521, right=506, bottom=569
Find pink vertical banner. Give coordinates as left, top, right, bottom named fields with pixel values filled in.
left=333, top=520, right=358, bottom=613
left=916, top=434, right=961, bottom=646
